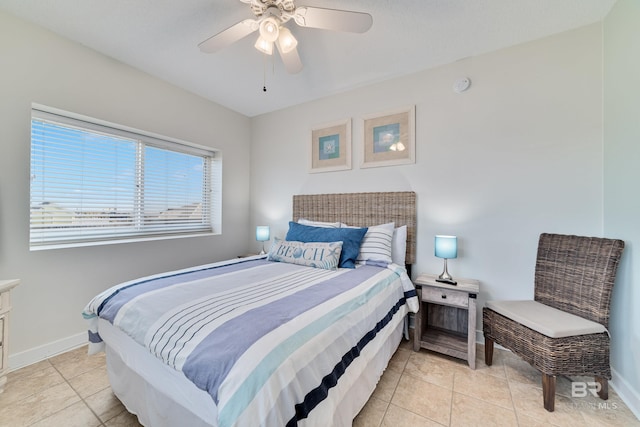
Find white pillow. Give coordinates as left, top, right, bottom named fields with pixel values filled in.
left=392, top=225, right=407, bottom=266
left=356, top=222, right=395, bottom=264
left=297, top=218, right=342, bottom=228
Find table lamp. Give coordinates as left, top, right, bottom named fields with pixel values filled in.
left=256, top=226, right=270, bottom=254
left=435, top=235, right=457, bottom=285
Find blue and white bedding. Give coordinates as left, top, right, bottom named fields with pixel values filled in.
left=83, top=256, right=418, bottom=426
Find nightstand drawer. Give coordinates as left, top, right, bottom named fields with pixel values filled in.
left=421, top=287, right=468, bottom=308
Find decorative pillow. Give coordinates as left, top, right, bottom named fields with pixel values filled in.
left=267, top=238, right=342, bottom=270
left=285, top=221, right=368, bottom=269
left=297, top=218, right=342, bottom=228
left=392, top=225, right=408, bottom=266
left=355, top=222, right=395, bottom=264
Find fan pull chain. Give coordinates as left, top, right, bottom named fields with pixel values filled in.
left=263, top=52, right=267, bottom=92
left=262, top=52, right=276, bottom=92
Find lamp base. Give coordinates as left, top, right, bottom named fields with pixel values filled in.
left=437, top=259, right=456, bottom=285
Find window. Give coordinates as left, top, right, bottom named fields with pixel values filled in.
left=30, top=105, right=221, bottom=250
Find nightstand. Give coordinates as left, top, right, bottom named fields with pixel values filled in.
left=0, top=279, right=20, bottom=394
left=413, top=273, right=479, bottom=369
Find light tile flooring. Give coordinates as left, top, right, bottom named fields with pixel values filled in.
left=1, top=340, right=638, bottom=427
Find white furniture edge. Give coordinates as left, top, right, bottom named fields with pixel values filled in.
left=0, top=279, right=21, bottom=392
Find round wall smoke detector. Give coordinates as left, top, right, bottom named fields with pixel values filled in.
left=453, top=77, right=471, bottom=93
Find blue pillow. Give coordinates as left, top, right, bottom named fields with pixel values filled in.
left=286, top=221, right=368, bottom=269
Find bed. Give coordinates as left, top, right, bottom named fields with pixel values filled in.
left=83, top=191, right=418, bottom=427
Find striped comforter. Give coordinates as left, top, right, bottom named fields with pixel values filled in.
left=83, top=256, right=418, bottom=426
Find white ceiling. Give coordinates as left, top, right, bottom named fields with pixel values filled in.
left=0, top=0, right=616, bottom=117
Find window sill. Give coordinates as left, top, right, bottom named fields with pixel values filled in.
left=29, top=231, right=219, bottom=251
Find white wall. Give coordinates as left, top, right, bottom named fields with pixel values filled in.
left=251, top=24, right=603, bottom=316
left=0, top=11, right=252, bottom=365
left=604, top=0, right=640, bottom=417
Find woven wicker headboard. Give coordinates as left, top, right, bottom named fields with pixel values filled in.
left=292, top=191, right=416, bottom=265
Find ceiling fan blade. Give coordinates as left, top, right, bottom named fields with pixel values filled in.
left=293, top=7, right=372, bottom=33
left=277, top=44, right=303, bottom=74
left=198, top=19, right=258, bottom=53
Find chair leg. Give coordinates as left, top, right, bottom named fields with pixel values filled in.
left=542, top=373, right=556, bottom=412
left=484, top=337, right=494, bottom=366
left=595, top=376, right=609, bottom=400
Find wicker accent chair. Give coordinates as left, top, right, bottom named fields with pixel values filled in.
left=483, top=233, right=624, bottom=412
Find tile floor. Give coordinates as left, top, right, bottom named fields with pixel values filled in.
left=1, top=340, right=638, bottom=427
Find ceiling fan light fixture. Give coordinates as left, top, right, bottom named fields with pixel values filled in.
left=276, top=26, right=298, bottom=54
left=254, top=36, right=274, bottom=55
left=259, top=17, right=280, bottom=42
left=199, top=1, right=374, bottom=75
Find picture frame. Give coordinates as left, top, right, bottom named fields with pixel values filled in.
left=309, top=119, right=352, bottom=173
left=361, top=106, right=415, bottom=168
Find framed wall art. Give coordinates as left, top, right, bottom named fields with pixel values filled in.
left=361, top=106, right=415, bottom=168
left=310, top=119, right=352, bottom=173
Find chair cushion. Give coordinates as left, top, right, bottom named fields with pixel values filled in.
left=485, top=300, right=607, bottom=338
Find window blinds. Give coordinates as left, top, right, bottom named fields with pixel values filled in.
left=30, top=106, right=218, bottom=249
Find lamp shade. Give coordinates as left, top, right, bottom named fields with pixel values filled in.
left=254, top=36, right=274, bottom=55
left=435, top=235, right=457, bottom=259
left=276, top=27, right=298, bottom=54
left=259, top=17, right=280, bottom=42
left=256, top=226, right=270, bottom=242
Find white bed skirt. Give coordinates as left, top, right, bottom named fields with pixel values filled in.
left=100, top=318, right=217, bottom=426
left=99, top=314, right=405, bottom=426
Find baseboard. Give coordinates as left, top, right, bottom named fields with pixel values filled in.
left=611, top=367, right=640, bottom=420
left=8, top=332, right=87, bottom=372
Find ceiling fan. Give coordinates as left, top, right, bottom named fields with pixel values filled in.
left=198, top=0, right=373, bottom=74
